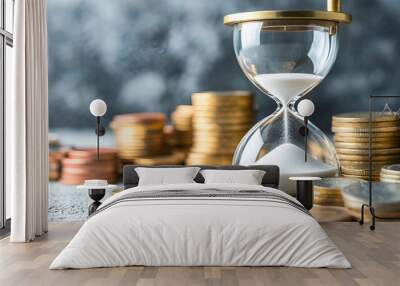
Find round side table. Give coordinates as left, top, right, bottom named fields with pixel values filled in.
left=77, top=184, right=118, bottom=215
left=289, top=177, right=321, bottom=210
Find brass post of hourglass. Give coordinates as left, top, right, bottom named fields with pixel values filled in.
left=327, top=0, right=341, bottom=12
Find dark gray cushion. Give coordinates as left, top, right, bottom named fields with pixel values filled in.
left=123, top=165, right=280, bottom=189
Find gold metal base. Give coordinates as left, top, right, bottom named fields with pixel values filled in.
left=224, top=10, right=351, bottom=26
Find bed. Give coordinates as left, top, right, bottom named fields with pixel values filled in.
left=50, top=165, right=350, bottom=269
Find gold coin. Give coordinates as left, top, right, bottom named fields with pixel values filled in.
left=193, top=123, right=251, bottom=131
left=340, top=167, right=381, bottom=176
left=193, top=118, right=253, bottom=125
left=174, top=127, right=192, bottom=133
left=334, top=135, right=400, bottom=143
left=313, top=197, right=344, bottom=204
left=172, top=121, right=192, bottom=128
left=192, top=91, right=252, bottom=101
left=115, top=136, right=164, bottom=142
left=314, top=202, right=344, bottom=207
left=332, top=120, right=400, bottom=128
left=193, top=107, right=254, bottom=115
left=313, top=194, right=342, bottom=200
left=193, top=130, right=245, bottom=137
left=117, top=142, right=165, bottom=148
left=332, top=112, right=399, bottom=123
left=313, top=186, right=342, bottom=194
left=187, top=152, right=233, bottom=159
left=190, top=147, right=236, bottom=155
left=171, top=115, right=192, bottom=122
left=314, top=193, right=343, bottom=200
left=380, top=178, right=400, bottom=183
left=380, top=173, right=400, bottom=180
left=134, top=152, right=186, bottom=165
left=332, top=126, right=400, bottom=133
left=174, top=105, right=193, bottom=114
left=192, top=101, right=253, bottom=108
left=193, top=113, right=253, bottom=118
left=193, top=108, right=254, bottom=114
left=334, top=141, right=400, bottom=149
left=336, top=147, right=400, bottom=155
left=380, top=164, right=400, bottom=175
left=339, top=160, right=399, bottom=169
left=337, top=153, right=400, bottom=161
left=112, top=112, right=166, bottom=124
left=342, top=174, right=380, bottom=180
left=116, top=146, right=166, bottom=153
left=333, top=131, right=400, bottom=138
left=192, top=141, right=239, bottom=148
left=111, top=122, right=165, bottom=131
left=186, top=157, right=233, bottom=165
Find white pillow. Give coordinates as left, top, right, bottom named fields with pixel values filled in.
left=135, top=167, right=201, bottom=186
left=200, top=169, right=266, bottom=185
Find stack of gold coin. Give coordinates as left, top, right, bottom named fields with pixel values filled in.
left=163, top=125, right=178, bottom=149
left=313, top=185, right=345, bottom=207
left=60, top=148, right=118, bottom=185
left=49, top=150, right=67, bottom=181
left=332, top=112, right=400, bottom=180
left=381, top=164, right=400, bottom=183
left=171, top=105, right=193, bottom=151
left=187, top=91, right=254, bottom=165
left=111, top=113, right=167, bottom=161
left=135, top=152, right=186, bottom=166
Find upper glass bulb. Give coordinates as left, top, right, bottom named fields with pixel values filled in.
left=234, top=20, right=338, bottom=106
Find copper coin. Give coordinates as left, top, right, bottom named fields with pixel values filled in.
left=68, top=148, right=117, bottom=160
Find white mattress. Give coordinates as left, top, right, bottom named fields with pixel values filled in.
left=50, top=183, right=350, bottom=269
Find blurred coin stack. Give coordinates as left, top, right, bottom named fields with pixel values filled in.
left=313, top=185, right=344, bottom=206
left=171, top=105, right=193, bottom=152
left=49, top=151, right=66, bottom=181
left=332, top=112, right=400, bottom=180
left=48, top=135, right=64, bottom=181
left=60, top=148, right=118, bottom=185
left=187, top=91, right=254, bottom=165
left=380, top=164, right=400, bottom=183
left=111, top=113, right=167, bottom=162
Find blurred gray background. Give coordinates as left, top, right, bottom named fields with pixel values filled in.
left=47, top=0, right=400, bottom=133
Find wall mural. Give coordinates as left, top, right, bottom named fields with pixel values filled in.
left=47, top=0, right=400, bottom=132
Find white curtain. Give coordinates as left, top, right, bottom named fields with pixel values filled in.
left=8, top=0, right=49, bottom=242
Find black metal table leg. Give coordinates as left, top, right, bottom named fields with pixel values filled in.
left=359, top=203, right=376, bottom=231
left=296, top=180, right=314, bottom=210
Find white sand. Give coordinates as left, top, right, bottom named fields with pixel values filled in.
left=254, top=73, right=322, bottom=104
left=256, top=143, right=337, bottom=195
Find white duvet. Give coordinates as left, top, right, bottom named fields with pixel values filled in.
left=50, top=183, right=350, bottom=269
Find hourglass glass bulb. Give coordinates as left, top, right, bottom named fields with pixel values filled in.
left=298, top=99, right=315, bottom=117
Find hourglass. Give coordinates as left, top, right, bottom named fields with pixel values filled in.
left=224, top=0, right=351, bottom=195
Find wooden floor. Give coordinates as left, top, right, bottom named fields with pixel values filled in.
left=0, top=222, right=399, bottom=286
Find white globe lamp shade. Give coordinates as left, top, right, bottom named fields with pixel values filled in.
left=298, top=99, right=315, bottom=117
left=90, top=99, right=107, bottom=117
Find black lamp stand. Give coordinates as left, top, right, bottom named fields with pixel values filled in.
left=95, top=116, right=106, bottom=160
left=88, top=116, right=106, bottom=216
left=299, top=116, right=309, bottom=162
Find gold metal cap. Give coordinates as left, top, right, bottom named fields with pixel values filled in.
left=224, top=10, right=352, bottom=26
